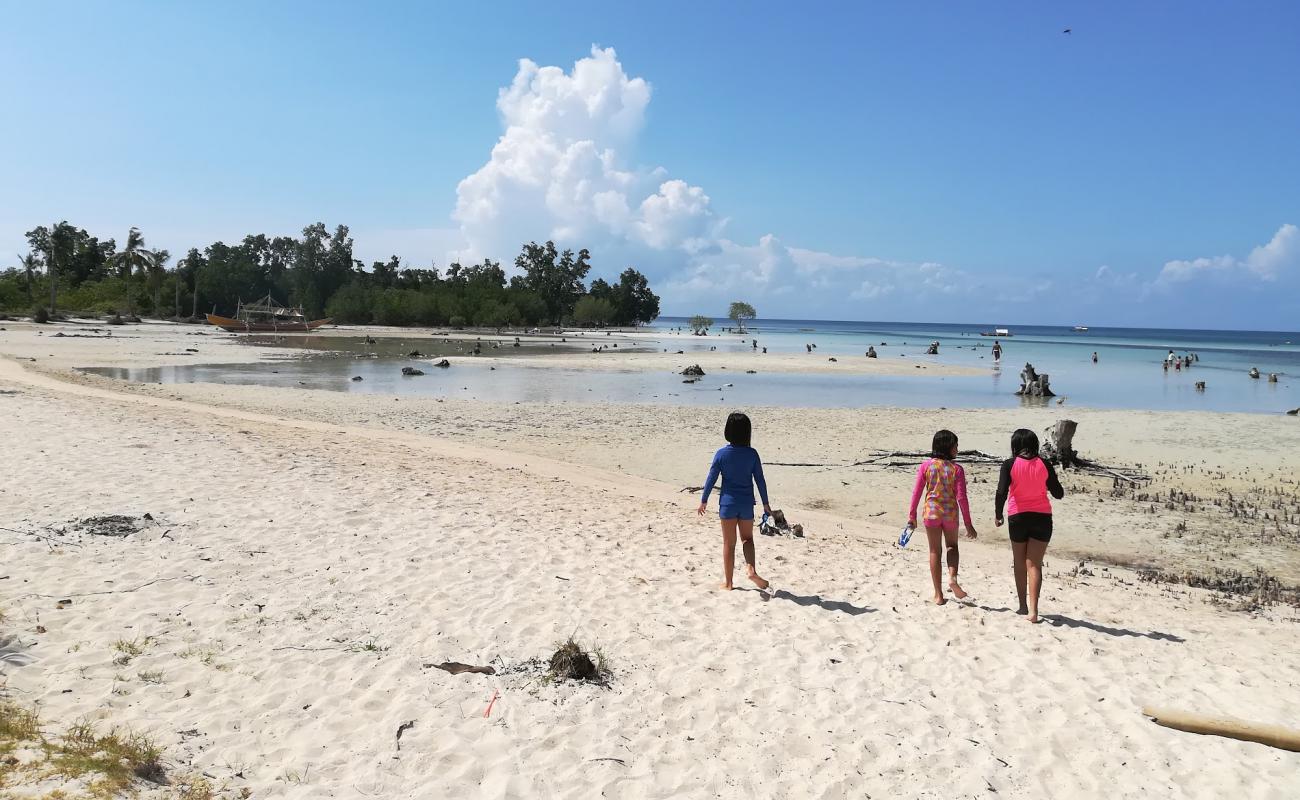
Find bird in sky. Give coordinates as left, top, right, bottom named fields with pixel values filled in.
left=1063, top=28, right=1072, bottom=34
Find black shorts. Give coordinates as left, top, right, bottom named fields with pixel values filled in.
left=1008, top=512, right=1053, bottom=543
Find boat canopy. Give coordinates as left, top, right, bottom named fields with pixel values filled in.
left=238, top=295, right=306, bottom=321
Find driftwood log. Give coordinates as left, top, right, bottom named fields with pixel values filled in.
left=1041, top=420, right=1078, bottom=468
left=1142, top=706, right=1300, bottom=752
left=1015, top=362, right=1054, bottom=397
left=1040, top=419, right=1148, bottom=483
left=761, top=423, right=1148, bottom=483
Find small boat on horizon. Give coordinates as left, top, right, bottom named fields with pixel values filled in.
left=1072, top=325, right=1089, bottom=332
left=979, top=327, right=1011, bottom=337
left=206, top=294, right=332, bottom=333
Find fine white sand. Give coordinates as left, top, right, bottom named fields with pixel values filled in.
left=2, top=324, right=1299, bottom=798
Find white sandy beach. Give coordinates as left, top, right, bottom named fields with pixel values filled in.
left=2, top=322, right=1299, bottom=799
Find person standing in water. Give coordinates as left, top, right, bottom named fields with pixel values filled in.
left=995, top=429, right=1065, bottom=623
left=697, top=412, right=772, bottom=592
left=992, top=339, right=1003, bottom=363
left=1092, top=351, right=1099, bottom=364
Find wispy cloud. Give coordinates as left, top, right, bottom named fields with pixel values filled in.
left=1157, top=224, right=1297, bottom=284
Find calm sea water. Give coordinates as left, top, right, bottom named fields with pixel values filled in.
left=87, top=319, right=1300, bottom=414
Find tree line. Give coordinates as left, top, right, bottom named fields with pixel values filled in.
left=0, top=222, right=660, bottom=328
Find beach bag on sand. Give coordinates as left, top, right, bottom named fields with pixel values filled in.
left=760, top=510, right=804, bottom=538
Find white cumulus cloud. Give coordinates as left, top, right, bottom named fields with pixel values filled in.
left=1157, top=224, right=1297, bottom=284
left=454, top=45, right=717, bottom=264
left=449, top=45, right=967, bottom=315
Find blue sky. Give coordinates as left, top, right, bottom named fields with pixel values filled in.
left=2, top=1, right=1298, bottom=327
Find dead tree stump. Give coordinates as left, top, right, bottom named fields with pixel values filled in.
left=1015, top=362, right=1055, bottom=397
left=1042, top=419, right=1079, bottom=468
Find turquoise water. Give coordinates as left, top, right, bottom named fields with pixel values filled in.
left=652, top=317, right=1300, bottom=414
left=87, top=319, right=1300, bottom=414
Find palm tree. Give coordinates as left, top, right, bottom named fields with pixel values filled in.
left=111, top=227, right=151, bottom=317
left=45, top=222, right=58, bottom=315
left=148, top=248, right=170, bottom=318
left=18, top=253, right=38, bottom=306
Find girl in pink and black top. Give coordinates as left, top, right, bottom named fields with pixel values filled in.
left=907, top=430, right=978, bottom=605
left=994, top=428, right=1065, bottom=623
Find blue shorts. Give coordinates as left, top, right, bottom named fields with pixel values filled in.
left=719, top=500, right=755, bottom=520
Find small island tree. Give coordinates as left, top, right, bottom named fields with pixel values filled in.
left=728, top=301, right=756, bottom=332
left=688, top=314, right=714, bottom=335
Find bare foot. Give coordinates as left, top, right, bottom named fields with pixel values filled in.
left=1027, top=612, right=1040, bottom=623
left=948, top=580, right=968, bottom=600
left=719, top=583, right=734, bottom=591
left=748, top=572, right=770, bottom=591
left=933, top=595, right=947, bottom=606
left=1015, top=605, right=1029, bottom=615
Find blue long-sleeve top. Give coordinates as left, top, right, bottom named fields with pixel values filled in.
left=701, top=444, right=770, bottom=508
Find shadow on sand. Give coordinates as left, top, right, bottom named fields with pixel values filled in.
left=1042, top=614, right=1186, bottom=642
left=769, top=589, right=875, bottom=616
left=960, top=603, right=1184, bottom=642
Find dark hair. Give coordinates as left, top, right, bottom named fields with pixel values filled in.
left=931, top=429, right=958, bottom=459
left=724, top=412, right=752, bottom=447
left=1011, top=428, right=1039, bottom=458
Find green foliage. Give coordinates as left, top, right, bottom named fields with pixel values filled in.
left=513, top=240, right=591, bottom=324
left=325, top=283, right=373, bottom=324
left=616, top=267, right=660, bottom=325
left=689, top=314, right=714, bottom=334
left=2, top=226, right=663, bottom=329
left=728, top=301, right=757, bottom=331
left=573, top=295, right=616, bottom=326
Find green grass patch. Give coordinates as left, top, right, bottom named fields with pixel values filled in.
left=0, top=701, right=172, bottom=798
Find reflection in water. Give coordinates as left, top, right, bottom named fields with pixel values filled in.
left=85, top=350, right=1297, bottom=414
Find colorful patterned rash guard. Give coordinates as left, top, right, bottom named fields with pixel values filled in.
left=907, top=457, right=974, bottom=527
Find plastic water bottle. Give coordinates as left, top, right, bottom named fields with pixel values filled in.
left=898, top=523, right=914, bottom=548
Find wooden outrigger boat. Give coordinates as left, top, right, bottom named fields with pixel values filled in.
left=206, top=294, right=331, bottom=332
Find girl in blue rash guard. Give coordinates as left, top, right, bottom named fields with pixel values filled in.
left=696, top=412, right=772, bottom=591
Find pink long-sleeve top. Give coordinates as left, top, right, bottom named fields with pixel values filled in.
left=907, top=457, right=973, bottom=527
left=995, top=456, right=1065, bottom=518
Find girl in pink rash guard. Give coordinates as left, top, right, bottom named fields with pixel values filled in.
left=994, top=428, right=1065, bottom=623
left=906, top=430, right=978, bottom=605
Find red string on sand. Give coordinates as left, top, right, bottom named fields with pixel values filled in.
left=483, top=688, right=500, bottom=718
